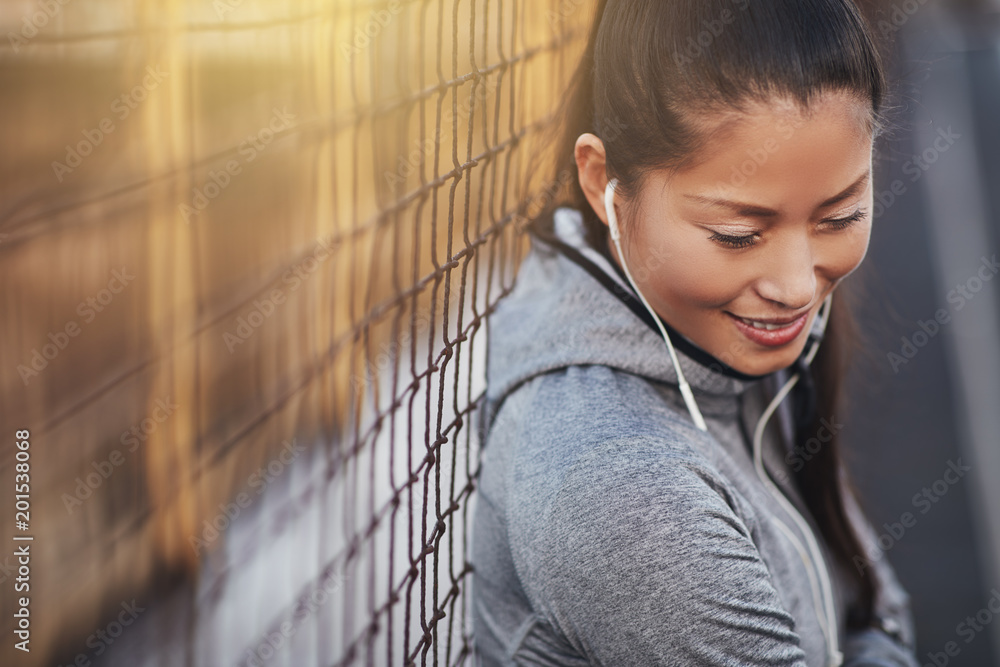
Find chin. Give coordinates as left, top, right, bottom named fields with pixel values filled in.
left=727, top=345, right=807, bottom=377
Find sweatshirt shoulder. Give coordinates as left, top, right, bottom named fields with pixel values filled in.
left=497, top=363, right=710, bottom=458
left=497, top=364, right=751, bottom=588
left=495, top=363, right=733, bottom=493
left=498, top=373, right=802, bottom=664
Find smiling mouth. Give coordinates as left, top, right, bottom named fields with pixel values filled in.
left=725, top=310, right=811, bottom=348
left=732, top=315, right=806, bottom=330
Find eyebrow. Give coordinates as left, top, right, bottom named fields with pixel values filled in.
left=684, top=171, right=871, bottom=218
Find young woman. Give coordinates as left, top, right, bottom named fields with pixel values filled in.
left=471, top=1, right=919, bottom=665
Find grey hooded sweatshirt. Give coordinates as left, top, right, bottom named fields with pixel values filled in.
left=470, top=207, right=919, bottom=666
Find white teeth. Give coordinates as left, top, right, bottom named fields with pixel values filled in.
left=740, top=318, right=788, bottom=331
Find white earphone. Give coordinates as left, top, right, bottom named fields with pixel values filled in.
left=604, top=177, right=843, bottom=666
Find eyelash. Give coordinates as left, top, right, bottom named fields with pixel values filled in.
left=709, top=209, right=869, bottom=249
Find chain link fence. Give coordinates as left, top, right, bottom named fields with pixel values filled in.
left=0, top=0, right=591, bottom=664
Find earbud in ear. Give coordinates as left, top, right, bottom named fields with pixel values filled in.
left=605, top=179, right=620, bottom=242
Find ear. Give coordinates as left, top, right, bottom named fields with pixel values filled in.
left=574, top=133, right=610, bottom=226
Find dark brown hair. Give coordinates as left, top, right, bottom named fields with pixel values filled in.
left=531, top=0, right=889, bottom=629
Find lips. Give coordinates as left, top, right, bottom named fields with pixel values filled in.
left=727, top=311, right=810, bottom=347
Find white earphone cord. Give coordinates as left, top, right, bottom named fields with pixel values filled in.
left=604, top=180, right=708, bottom=431
left=604, top=179, right=842, bottom=666
left=752, top=318, right=843, bottom=667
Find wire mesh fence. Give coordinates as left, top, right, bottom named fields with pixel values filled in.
left=0, top=0, right=592, bottom=664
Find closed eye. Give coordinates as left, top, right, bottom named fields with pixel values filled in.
left=825, top=208, right=868, bottom=229
left=709, top=208, right=869, bottom=250
left=709, top=231, right=758, bottom=249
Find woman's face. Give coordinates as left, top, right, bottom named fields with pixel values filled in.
left=578, top=90, right=875, bottom=377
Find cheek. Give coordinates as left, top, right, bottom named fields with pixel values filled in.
left=826, top=216, right=873, bottom=281
left=640, top=230, right=748, bottom=309
left=623, top=198, right=735, bottom=309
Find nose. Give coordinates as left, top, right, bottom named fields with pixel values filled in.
left=755, top=233, right=817, bottom=311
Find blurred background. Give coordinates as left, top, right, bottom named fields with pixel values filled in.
left=846, top=0, right=1000, bottom=664
left=0, top=0, right=997, bottom=665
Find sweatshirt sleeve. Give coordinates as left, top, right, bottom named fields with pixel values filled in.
left=525, top=438, right=810, bottom=666
left=840, top=487, right=920, bottom=667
